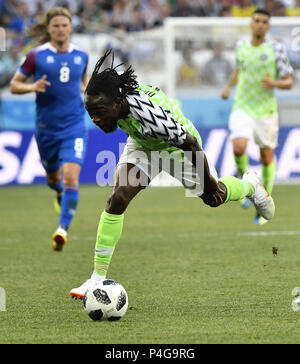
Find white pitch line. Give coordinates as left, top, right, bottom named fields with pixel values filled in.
left=238, top=231, right=300, bottom=237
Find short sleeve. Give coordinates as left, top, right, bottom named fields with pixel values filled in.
left=270, top=41, right=293, bottom=79
left=19, top=50, right=36, bottom=77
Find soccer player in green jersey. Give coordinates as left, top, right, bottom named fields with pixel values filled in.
left=221, top=9, right=293, bottom=225
left=70, top=50, right=275, bottom=298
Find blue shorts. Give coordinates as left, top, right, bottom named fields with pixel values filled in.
left=36, top=131, right=88, bottom=173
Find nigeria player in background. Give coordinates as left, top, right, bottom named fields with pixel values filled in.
left=221, top=9, right=293, bottom=225
left=70, top=50, right=275, bottom=299
left=10, top=7, right=89, bottom=251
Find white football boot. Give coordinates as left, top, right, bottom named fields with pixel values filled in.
left=70, top=272, right=104, bottom=300
left=243, top=171, right=275, bottom=220
left=52, top=226, right=67, bottom=251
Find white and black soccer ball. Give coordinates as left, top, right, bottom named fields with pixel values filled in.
left=83, top=279, right=128, bottom=321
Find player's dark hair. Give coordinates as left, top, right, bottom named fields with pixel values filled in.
left=252, top=9, right=271, bottom=17
left=85, top=49, right=139, bottom=101
left=28, top=7, right=72, bottom=45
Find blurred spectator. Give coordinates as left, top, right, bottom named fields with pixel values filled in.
left=286, top=0, right=300, bottom=14
left=21, top=1, right=47, bottom=17
left=7, top=2, right=36, bottom=35
left=34, top=2, right=47, bottom=23
left=41, top=0, right=83, bottom=14
left=199, top=0, right=224, bottom=16
left=78, top=0, right=109, bottom=34
left=160, top=1, right=171, bottom=19
left=4, top=0, right=20, bottom=17
left=141, top=0, right=168, bottom=28
left=127, top=5, right=146, bottom=32
left=171, top=0, right=198, bottom=16
left=220, top=4, right=233, bottom=15
left=202, top=41, right=233, bottom=85
left=272, top=1, right=287, bottom=14
left=265, top=0, right=287, bottom=15
left=111, top=0, right=138, bottom=30
left=220, top=0, right=244, bottom=7
left=178, top=47, right=200, bottom=86
left=231, top=0, right=257, bottom=16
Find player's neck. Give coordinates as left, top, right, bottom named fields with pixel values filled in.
left=50, top=40, right=70, bottom=52
left=251, top=35, right=266, bottom=47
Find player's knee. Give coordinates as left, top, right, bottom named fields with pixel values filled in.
left=106, top=188, right=131, bottom=214
left=261, top=157, right=273, bottom=166
left=63, top=176, right=79, bottom=186
left=234, top=148, right=245, bottom=157
left=62, top=163, right=81, bottom=186
left=63, top=171, right=79, bottom=186
left=47, top=175, right=60, bottom=186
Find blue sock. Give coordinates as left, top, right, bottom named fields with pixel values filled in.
left=59, top=185, right=79, bottom=231
left=48, top=180, right=63, bottom=195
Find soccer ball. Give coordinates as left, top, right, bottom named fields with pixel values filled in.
left=83, top=279, right=128, bottom=321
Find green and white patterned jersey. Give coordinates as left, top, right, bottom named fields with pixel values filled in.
left=233, top=39, right=293, bottom=119
left=118, top=83, right=202, bottom=152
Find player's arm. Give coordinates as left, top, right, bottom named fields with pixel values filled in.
left=261, top=74, right=293, bottom=90
left=10, top=71, right=51, bottom=94
left=81, top=74, right=89, bottom=93
left=221, top=69, right=239, bottom=99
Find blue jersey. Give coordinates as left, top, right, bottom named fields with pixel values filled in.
left=19, top=42, right=88, bottom=136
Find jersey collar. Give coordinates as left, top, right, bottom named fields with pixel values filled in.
left=47, top=42, right=74, bottom=54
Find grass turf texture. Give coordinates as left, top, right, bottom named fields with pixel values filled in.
left=0, top=184, right=300, bottom=344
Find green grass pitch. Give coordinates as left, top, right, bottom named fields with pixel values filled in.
left=0, top=184, right=300, bottom=344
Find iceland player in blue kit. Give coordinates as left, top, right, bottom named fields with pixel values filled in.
left=10, top=7, right=89, bottom=251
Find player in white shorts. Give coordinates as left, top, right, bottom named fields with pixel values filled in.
left=229, top=109, right=279, bottom=151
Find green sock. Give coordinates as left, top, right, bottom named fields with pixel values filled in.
left=94, top=211, right=124, bottom=277
left=262, top=161, right=276, bottom=195
left=234, top=153, right=249, bottom=176
left=219, top=176, right=254, bottom=203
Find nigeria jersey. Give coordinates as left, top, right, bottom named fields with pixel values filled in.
left=118, top=84, right=201, bottom=151
left=233, top=39, right=293, bottom=119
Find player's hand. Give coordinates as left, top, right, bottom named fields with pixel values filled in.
left=261, top=76, right=276, bottom=89
left=33, top=74, right=51, bottom=92
left=201, top=180, right=227, bottom=207
left=221, top=87, right=230, bottom=99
